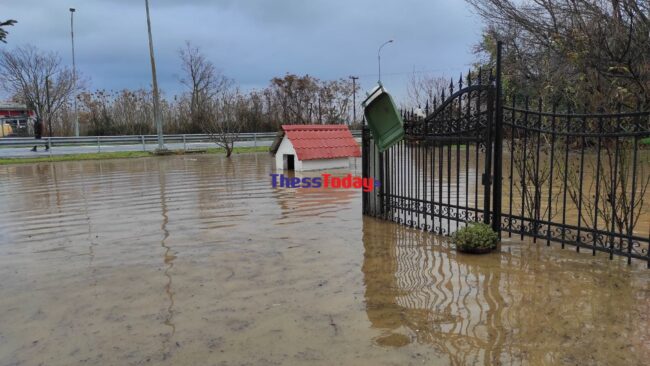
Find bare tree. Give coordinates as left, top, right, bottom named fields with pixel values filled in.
left=407, top=72, right=448, bottom=109
left=0, top=45, right=79, bottom=135
left=178, top=42, right=244, bottom=156
left=563, top=141, right=650, bottom=249
left=510, top=135, right=563, bottom=235
left=202, top=89, right=245, bottom=157
left=178, top=41, right=231, bottom=131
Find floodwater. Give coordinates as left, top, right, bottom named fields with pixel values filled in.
left=0, top=154, right=648, bottom=366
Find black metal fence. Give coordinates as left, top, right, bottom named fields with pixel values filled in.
left=363, top=42, right=650, bottom=266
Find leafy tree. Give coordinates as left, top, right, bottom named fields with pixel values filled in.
left=467, top=0, right=650, bottom=109
left=0, top=19, right=16, bottom=43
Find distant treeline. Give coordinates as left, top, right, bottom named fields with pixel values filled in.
left=77, top=73, right=360, bottom=136
left=0, top=43, right=361, bottom=137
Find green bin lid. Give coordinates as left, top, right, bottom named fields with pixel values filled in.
left=362, top=84, right=404, bottom=152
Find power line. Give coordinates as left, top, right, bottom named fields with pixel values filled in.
left=353, top=66, right=471, bottom=79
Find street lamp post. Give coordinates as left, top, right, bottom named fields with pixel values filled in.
left=69, top=8, right=79, bottom=137
left=377, top=39, right=393, bottom=84
left=144, top=0, right=164, bottom=150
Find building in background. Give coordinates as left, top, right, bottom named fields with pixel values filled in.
left=0, top=102, right=35, bottom=137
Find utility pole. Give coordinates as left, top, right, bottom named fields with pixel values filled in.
left=45, top=75, right=52, bottom=150
left=69, top=8, right=79, bottom=137
left=349, top=76, right=358, bottom=125
left=144, top=0, right=165, bottom=150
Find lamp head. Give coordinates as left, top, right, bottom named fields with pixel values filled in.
left=70, top=8, right=75, bottom=12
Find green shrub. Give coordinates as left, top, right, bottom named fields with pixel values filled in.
left=453, top=223, right=499, bottom=250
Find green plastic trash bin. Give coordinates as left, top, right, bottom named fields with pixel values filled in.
left=362, top=84, right=404, bottom=152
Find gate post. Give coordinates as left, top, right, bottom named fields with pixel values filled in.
left=378, top=149, right=384, bottom=217
left=362, top=126, right=369, bottom=215
left=362, top=125, right=383, bottom=217
left=483, top=82, right=494, bottom=225
left=492, top=41, right=504, bottom=235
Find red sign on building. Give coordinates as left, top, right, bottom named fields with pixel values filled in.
left=0, top=102, right=35, bottom=137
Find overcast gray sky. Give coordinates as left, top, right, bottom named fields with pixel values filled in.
left=1, top=0, right=484, bottom=102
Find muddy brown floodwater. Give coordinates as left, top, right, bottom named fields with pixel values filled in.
left=0, top=153, right=648, bottom=366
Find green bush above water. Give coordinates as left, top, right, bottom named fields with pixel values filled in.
left=453, top=223, right=499, bottom=251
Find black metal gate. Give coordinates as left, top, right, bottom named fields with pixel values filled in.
left=363, top=66, right=500, bottom=234
left=363, top=42, right=650, bottom=266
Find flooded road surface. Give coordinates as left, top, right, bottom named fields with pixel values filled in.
left=0, top=154, right=648, bottom=365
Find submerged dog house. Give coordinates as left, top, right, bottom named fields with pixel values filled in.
left=270, top=125, right=361, bottom=171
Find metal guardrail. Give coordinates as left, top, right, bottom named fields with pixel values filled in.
left=0, top=131, right=363, bottom=148
left=0, top=133, right=271, bottom=147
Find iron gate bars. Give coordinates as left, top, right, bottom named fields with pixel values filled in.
left=362, top=41, right=650, bottom=266
left=364, top=66, right=497, bottom=235
left=501, top=100, right=650, bottom=264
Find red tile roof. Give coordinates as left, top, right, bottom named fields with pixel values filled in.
left=281, top=124, right=361, bottom=161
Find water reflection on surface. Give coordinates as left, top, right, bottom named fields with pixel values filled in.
left=0, top=154, right=647, bottom=365
left=363, top=218, right=650, bottom=365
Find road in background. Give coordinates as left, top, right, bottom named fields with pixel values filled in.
left=0, top=132, right=362, bottom=158
left=0, top=140, right=272, bottom=158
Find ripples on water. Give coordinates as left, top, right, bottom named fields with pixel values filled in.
left=0, top=154, right=647, bottom=365
left=363, top=219, right=650, bottom=365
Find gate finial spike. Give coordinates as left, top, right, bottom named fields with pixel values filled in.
left=459, top=73, right=463, bottom=89
left=467, top=69, right=472, bottom=86
left=449, top=78, right=454, bottom=94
